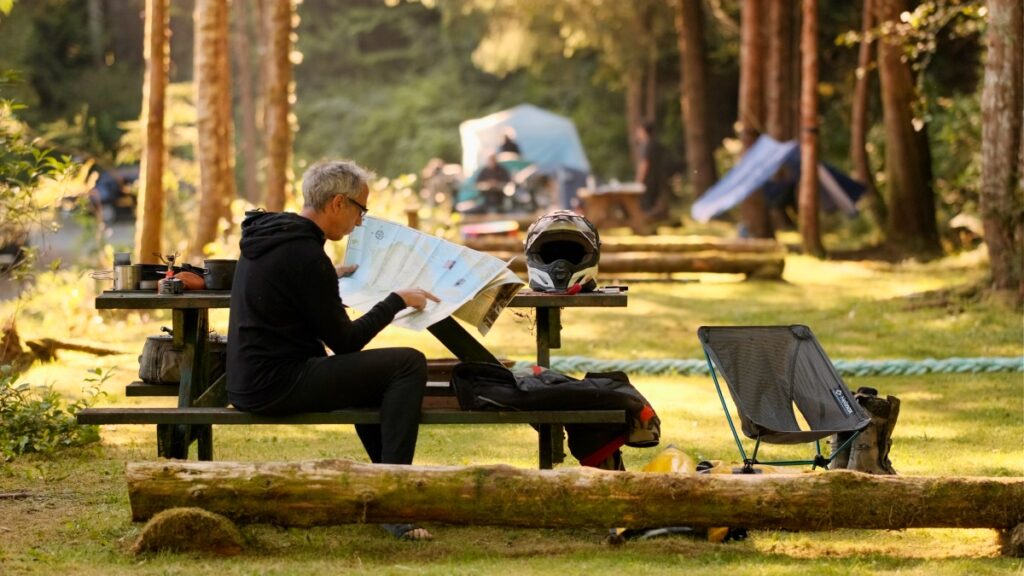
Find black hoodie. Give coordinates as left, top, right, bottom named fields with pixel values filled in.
left=226, top=211, right=406, bottom=410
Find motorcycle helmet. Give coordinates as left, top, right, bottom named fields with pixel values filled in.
left=524, top=210, right=601, bottom=293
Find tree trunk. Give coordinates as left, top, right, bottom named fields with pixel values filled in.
left=675, top=0, right=718, bottom=198
left=87, top=0, right=104, bottom=68
left=134, top=0, right=169, bottom=265
left=788, top=3, right=802, bottom=137
left=218, top=0, right=237, bottom=228
left=644, top=45, right=657, bottom=124
left=850, top=0, right=886, bottom=225
left=980, top=0, right=1023, bottom=300
left=873, top=0, right=940, bottom=256
left=626, top=70, right=645, bottom=169
left=738, top=0, right=772, bottom=238
left=264, top=0, right=294, bottom=212
left=766, top=0, right=795, bottom=141
left=798, top=0, right=824, bottom=256
left=194, top=0, right=233, bottom=255
left=104, top=2, right=145, bottom=70
left=127, top=460, right=1024, bottom=531
left=232, top=0, right=261, bottom=203
left=764, top=0, right=795, bottom=235
left=191, top=0, right=233, bottom=255
left=255, top=0, right=269, bottom=133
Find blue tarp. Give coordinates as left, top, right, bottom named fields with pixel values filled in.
left=691, top=135, right=865, bottom=223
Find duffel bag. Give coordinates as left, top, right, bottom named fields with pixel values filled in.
left=138, top=332, right=227, bottom=384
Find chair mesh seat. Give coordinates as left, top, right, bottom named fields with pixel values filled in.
left=698, top=325, right=869, bottom=444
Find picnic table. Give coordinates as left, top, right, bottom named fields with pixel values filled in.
left=578, top=183, right=654, bottom=235
left=84, top=288, right=628, bottom=468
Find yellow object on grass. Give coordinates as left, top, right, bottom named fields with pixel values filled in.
left=615, top=446, right=805, bottom=543
left=640, top=444, right=697, bottom=475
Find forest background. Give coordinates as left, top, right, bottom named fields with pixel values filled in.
left=0, top=0, right=1003, bottom=260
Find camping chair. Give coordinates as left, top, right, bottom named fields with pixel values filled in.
left=697, top=325, right=870, bottom=470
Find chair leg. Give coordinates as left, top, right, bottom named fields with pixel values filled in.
left=705, top=351, right=749, bottom=462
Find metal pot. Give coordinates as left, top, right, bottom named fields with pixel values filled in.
left=113, top=264, right=142, bottom=291
left=203, top=259, right=237, bottom=291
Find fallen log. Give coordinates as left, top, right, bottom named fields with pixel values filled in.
left=465, top=235, right=784, bottom=255
left=2, top=319, right=122, bottom=370
left=25, top=338, right=122, bottom=361
left=491, top=251, right=785, bottom=279
left=127, top=460, right=1023, bottom=532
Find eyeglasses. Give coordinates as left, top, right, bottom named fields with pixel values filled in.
left=344, top=196, right=368, bottom=218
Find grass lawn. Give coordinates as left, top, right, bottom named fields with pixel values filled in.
left=1, top=248, right=1022, bottom=575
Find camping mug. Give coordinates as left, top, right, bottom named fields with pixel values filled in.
left=203, top=259, right=237, bottom=291
left=113, top=264, right=141, bottom=291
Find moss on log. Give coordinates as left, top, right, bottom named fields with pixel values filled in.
left=127, top=460, right=1023, bottom=531
left=131, top=507, right=243, bottom=556
left=1000, top=523, right=1024, bottom=557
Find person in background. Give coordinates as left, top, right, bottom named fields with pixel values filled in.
left=634, top=121, right=668, bottom=220
left=498, top=128, right=521, bottom=158
left=227, top=159, right=439, bottom=541
left=475, top=153, right=512, bottom=213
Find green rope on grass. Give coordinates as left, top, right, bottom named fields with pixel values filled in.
left=513, top=356, right=1024, bottom=377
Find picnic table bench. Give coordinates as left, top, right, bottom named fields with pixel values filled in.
left=78, top=289, right=628, bottom=469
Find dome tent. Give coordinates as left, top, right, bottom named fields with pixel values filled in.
left=460, top=104, right=591, bottom=175
left=459, top=104, right=591, bottom=209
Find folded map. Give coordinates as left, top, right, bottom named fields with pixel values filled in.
left=338, top=216, right=524, bottom=335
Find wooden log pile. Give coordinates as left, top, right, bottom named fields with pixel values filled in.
left=128, top=460, right=1024, bottom=532
left=465, top=236, right=786, bottom=279
left=465, top=236, right=783, bottom=254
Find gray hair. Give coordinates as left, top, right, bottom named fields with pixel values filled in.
left=301, top=160, right=375, bottom=211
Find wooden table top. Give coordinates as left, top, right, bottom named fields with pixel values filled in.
left=95, top=288, right=626, bottom=310
left=95, top=290, right=232, bottom=310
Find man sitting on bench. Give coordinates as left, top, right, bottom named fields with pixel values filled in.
left=227, top=159, right=439, bottom=540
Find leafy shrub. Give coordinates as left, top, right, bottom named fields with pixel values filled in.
left=1, top=69, right=75, bottom=279
left=0, top=366, right=107, bottom=461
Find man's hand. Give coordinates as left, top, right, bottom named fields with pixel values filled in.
left=336, top=264, right=358, bottom=278
left=395, top=288, right=440, bottom=311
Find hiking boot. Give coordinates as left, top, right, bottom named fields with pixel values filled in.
left=828, top=431, right=854, bottom=470
left=846, top=388, right=900, bottom=475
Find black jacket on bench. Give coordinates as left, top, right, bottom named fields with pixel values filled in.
left=227, top=211, right=406, bottom=411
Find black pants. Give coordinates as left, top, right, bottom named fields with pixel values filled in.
left=259, top=348, right=427, bottom=465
